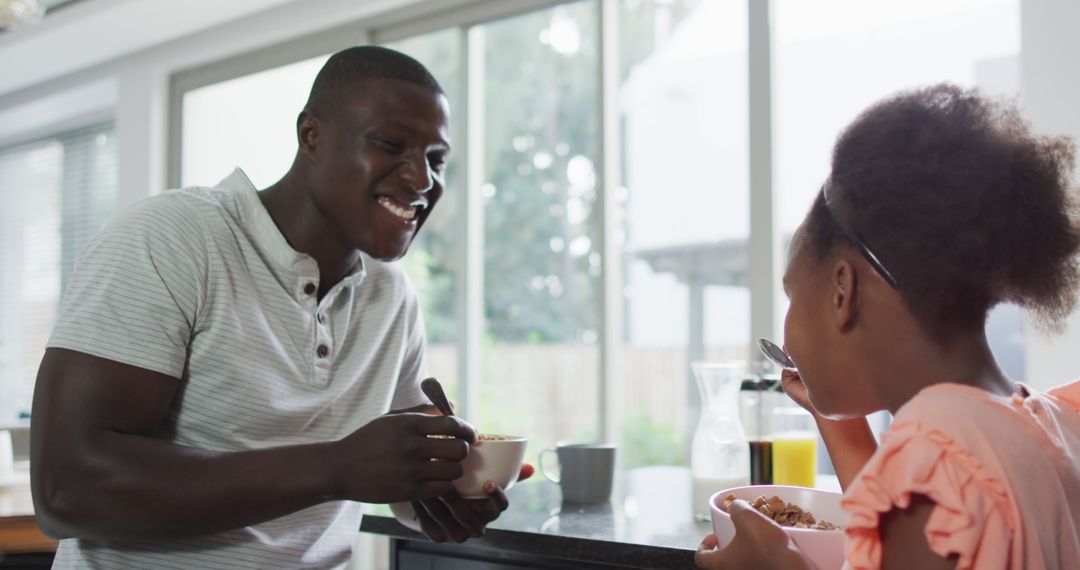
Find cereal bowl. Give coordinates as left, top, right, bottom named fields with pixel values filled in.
left=710, top=485, right=848, bottom=570
left=452, top=435, right=528, bottom=499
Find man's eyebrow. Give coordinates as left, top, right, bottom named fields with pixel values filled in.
left=378, top=119, right=416, bottom=134
left=377, top=119, right=451, bottom=149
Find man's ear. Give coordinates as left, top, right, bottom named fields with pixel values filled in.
left=297, top=110, right=320, bottom=158
left=832, top=259, right=858, bottom=332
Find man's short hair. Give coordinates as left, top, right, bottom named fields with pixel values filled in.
left=304, top=45, right=443, bottom=118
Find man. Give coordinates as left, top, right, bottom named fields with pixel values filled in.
left=30, top=46, right=528, bottom=569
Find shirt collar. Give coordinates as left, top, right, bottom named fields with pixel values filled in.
left=217, top=168, right=368, bottom=288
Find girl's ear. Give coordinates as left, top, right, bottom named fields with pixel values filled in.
left=832, top=259, right=858, bottom=332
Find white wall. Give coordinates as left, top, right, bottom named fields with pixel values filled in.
left=1021, top=0, right=1080, bottom=390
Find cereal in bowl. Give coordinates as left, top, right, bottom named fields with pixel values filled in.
left=722, top=494, right=841, bottom=530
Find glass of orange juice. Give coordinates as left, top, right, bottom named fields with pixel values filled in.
left=770, top=406, right=817, bottom=487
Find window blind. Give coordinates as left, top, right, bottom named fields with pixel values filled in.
left=0, top=123, right=117, bottom=423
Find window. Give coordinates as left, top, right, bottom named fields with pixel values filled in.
left=474, top=2, right=602, bottom=462
left=385, top=29, right=463, bottom=405
left=617, top=0, right=749, bottom=467
left=181, top=55, right=329, bottom=188
left=0, top=124, right=118, bottom=423
left=773, top=0, right=1023, bottom=376
left=174, top=0, right=1027, bottom=474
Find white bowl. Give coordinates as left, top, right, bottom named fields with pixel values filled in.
left=452, top=436, right=528, bottom=499
left=710, top=485, right=848, bottom=570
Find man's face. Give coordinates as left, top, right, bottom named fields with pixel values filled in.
left=306, top=78, right=451, bottom=261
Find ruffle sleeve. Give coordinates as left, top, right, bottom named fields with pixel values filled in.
left=1048, top=379, right=1080, bottom=415
left=841, top=421, right=1017, bottom=570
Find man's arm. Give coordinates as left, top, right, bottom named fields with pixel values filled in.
left=31, top=348, right=475, bottom=541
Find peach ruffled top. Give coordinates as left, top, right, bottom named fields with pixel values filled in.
left=841, top=380, right=1080, bottom=570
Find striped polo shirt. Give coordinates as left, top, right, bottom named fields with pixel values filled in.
left=46, top=168, right=428, bottom=569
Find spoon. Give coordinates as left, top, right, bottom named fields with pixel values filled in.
left=421, top=377, right=455, bottom=417
left=757, top=338, right=797, bottom=371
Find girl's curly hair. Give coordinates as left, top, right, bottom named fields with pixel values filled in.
left=804, top=84, right=1080, bottom=334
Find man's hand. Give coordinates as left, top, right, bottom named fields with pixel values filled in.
left=333, top=413, right=477, bottom=504
left=410, top=464, right=534, bottom=543
left=694, top=500, right=811, bottom=570
left=388, top=400, right=535, bottom=542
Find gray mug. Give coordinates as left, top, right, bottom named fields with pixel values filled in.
left=539, top=443, right=617, bottom=504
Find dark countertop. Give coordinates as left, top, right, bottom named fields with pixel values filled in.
left=360, top=466, right=712, bottom=569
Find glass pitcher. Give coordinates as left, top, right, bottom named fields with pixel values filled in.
left=690, top=362, right=750, bottom=520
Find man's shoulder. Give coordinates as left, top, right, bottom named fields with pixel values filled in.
left=114, top=184, right=236, bottom=237
left=119, top=185, right=214, bottom=218
left=82, top=188, right=236, bottom=272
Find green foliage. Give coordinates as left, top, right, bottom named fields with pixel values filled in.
left=398, top=247, right=456, bottom=342
left=390, top=2, right=705, bottom=465
left=396, top=1, right=701, bottom=345
left=480, top=4, right=601, bottom=343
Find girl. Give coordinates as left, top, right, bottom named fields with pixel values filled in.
left=695, top=84, right=1080, bottom=569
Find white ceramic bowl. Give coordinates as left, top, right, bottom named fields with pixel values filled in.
left=710, top=485, right=848, bottom=570
left=452, top=436, right=528, bottom=499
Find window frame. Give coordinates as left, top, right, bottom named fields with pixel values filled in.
left=166, top=0, right=781, bottom=443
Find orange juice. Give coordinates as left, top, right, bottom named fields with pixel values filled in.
left=771, top=435, right=817, bottom=487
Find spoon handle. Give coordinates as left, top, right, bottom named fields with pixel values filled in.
left=421, top=377, right=454, bottom=417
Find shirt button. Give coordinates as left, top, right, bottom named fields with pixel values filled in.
left=317, top=344, right=329, bottom=358
left=303, top=282, right=316, bottom=295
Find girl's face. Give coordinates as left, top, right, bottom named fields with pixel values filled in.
left=782, top=225, right=879, bottom=419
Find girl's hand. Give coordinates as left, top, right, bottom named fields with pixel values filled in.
left=780, top=369, right=815, bottom=413
left=694, top=500, right=812, bottom=570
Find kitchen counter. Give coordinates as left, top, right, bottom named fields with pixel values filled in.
left=0, top=470, right=57, bottom=568
left=360, top=466, right=717, bottom=569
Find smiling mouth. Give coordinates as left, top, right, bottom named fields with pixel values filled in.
left=377, top=196, right=426, bottom=223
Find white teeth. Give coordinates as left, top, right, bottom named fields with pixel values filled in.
left=378, top=197, right=417, bottom=221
